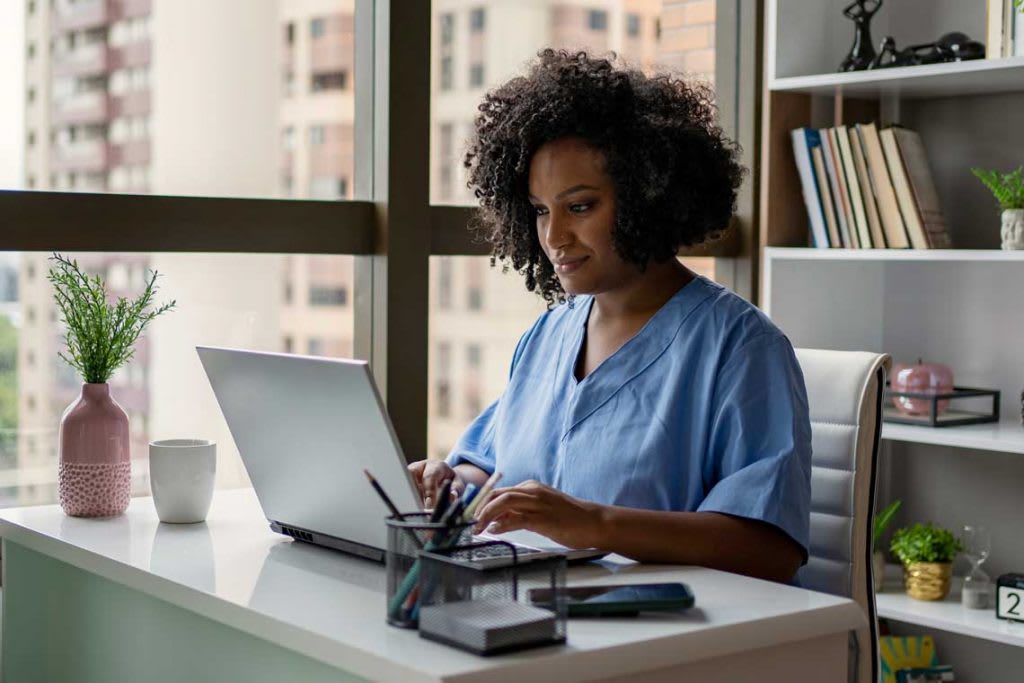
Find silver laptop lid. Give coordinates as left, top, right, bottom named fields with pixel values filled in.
left=197, top=346, right=422, bottom=551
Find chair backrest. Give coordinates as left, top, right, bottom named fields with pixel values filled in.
left=795, top=348, right=891, bottom=683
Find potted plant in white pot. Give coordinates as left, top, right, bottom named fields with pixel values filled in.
left=48, top=254, right=174, bottom=517
left=890, top=522, right=963, bottom=601
left=971, top=166, right=1024, bottom=249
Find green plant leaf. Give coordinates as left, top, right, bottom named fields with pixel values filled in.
left=47, top=254, right=176, bottom=384
left=972, top=166, right=1024, bottom=210
left=872, top=499, right=902, bottom=549
left=890, top=522, right=963, bottom=564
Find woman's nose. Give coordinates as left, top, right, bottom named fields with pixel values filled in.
left=544, top=214, right=573, bottom=251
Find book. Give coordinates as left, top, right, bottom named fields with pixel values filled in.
left=880, top=127, right=929, bottom=249
left=812, top=146, right=841, bottom=248
left=790, top=128, right=830, bottom=248
left=1015, top=2, right=1024, bottom=56
left=836, top=124, right=873, bottom=248
left=850, top=125, right=886, bottom=248
left=988, top=0, right=1006, bottom=58
left=890, top=127, right=952, bottom=249
left=821, top=129, right=853, bottom=248
left=859, top=123, right=910, bottom=248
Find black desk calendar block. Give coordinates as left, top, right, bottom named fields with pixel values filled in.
left=996, top=573, right=1024, bottom=623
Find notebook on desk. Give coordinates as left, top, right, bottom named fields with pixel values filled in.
left=198, top=346, right=605, bottom=565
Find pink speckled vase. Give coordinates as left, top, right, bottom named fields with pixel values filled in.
left=58, top=383, right=131, bottom=517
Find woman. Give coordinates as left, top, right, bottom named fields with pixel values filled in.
left=410, top=50, right=811, bottom=583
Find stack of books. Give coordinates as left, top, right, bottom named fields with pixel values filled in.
left=987, top=0, right=1024, bottom=58
left=791, top=124, right=951, bottom=249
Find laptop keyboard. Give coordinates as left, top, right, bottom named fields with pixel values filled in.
left=465, top=541, right=544, bottom=560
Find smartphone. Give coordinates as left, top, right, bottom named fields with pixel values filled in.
left=527, top=582, right=695, bottom=617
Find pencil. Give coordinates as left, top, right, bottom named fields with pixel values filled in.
left=463, top=472, right=503, bottom=520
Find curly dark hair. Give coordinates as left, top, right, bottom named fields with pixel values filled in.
left=465, top=49, right=745, bottom=306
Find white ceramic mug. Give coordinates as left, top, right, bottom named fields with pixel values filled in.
left=149, top=439, right=216, bottom=523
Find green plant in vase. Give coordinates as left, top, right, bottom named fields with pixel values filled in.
left=48, top=253, right=175, bottom=517
left=971, top=166, right=1024, bottom=249
left=871, top=499, right=901, bottom=592
left=890, top=522, right=963, bottom=601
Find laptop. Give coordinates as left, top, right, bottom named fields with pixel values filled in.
left=197, top=346, right=605, bottom=565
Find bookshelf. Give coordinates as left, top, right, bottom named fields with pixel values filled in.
left=760, top=2, right=1024, bottom=677
left=877, top=570, right=1024, bottom=648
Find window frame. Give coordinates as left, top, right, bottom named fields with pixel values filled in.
left=1, top=0, right=756, bottom=465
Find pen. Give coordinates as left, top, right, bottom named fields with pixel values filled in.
left=364, top=469, right=423, bottom=551
left=429, top=479, right=453, bottom=523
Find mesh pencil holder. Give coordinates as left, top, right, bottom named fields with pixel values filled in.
left=385, top=512, right=473, bottom=628
left=415, top=541, right=568, bottom=655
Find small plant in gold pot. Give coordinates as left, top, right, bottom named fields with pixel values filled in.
left=890, top=523, right=963, bottom=601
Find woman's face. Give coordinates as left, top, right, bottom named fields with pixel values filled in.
left=529, top=137, right=636, bottom=297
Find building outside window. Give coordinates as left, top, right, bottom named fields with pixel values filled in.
left=310, top=17, right=325, bottom=39
left=309, top=286, right=348, bottom=307
left=440, top=56, right=453, bottom=91
left=312, top=70, right=347, bottom=92
left=469, top=63, right=484, bottom=88
left=440, top=13, right=454, bottom=46
left=470, top=8, right=486, bottom=32
left=627, top=13, right=641, bottom=37
left=589, top=9, right=608, bottom=31
left=436, top=342, right=452, bottom=419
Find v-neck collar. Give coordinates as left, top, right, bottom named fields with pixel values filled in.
left=561, top=275, right=715, bottom=439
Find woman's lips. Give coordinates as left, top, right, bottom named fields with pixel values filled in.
left=554, top=256, right=588, bottom=275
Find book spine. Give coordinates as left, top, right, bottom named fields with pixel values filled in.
left=822, top=129, right=854, bottom=248
left=837, top=125, right=872, bottom=248
left=812, top=147, right=841, bottom=249
left=790, top=128, right=829, bottom=248
left=851, top=126, right=886, bottom=249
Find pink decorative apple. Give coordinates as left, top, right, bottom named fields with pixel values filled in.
left=891, top=359, right=954, bottom=416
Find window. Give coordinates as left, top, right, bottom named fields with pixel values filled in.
left=440, top=56, right=453, bottom=91
left=469, top=63, right=484, bottom=88
left=627, top=13, right=641, bottom=37
left=437, top=258, right=452, bottom=309
left=440, top=13, right=454, bottom=46
left=588, top=10, right=608, bottom=31
left=436, top=342, right=452, bottom=419
left=309, top=125, right=325, bottom=146
left=470, top=8, right=486, bottom=32
left=310, top=17, right=326, bottom=39
left=466, top=344, right=482, bottom=370
left=283, top=336, right=294, bottom=353
left=309, top=286, right=348, bottom=306
left=308, top=338, right=324, bottom=355
left=6, top=3, right=355, bottom=201
left=311, top=70, right=347, bottom=92
left=27, top=131, right=35, bottom=147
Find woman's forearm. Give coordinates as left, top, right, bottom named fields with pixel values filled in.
left=595, top=506, right=803, bottom=583
left=454, top=463, right=491, bottom=489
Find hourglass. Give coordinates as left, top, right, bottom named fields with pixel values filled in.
left=961, top=525, right=991, bottom=609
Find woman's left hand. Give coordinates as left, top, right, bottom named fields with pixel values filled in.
left=472, top=480, right=604, bottom=549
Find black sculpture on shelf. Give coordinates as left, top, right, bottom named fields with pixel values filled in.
left=868, top=32, right=986, bottom=69
left=839, top=0, right=883, bottom=72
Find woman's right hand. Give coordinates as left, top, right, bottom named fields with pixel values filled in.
left=407, top=460, right=464, bottom=509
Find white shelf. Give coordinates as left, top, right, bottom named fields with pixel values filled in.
left=770, top=57, right=1024, bottom=99
left=882, top=419, right=1024, bottom=455
left=764, top=247, right=1024, bottom=263
left=877, top=575, right=1024, bottom=648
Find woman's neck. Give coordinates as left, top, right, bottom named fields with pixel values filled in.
left=591, top=259, right=694, bottom=322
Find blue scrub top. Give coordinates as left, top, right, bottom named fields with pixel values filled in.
left=446, top=275, right=812, bottom=560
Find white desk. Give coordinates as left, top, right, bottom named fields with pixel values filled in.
left=0, top=489, right=863, bottom=682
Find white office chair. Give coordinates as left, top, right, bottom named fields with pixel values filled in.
left=795, top=349, right=891, bottom=683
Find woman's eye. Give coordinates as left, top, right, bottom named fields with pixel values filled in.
left=568, top=203, right=591, bottom=214
left=534, top=206, right=549, bottom=216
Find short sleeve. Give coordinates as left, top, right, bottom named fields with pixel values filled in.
left=696, top=333, right=812, bottom=562
left=445, top=312, right=546, bottom=473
